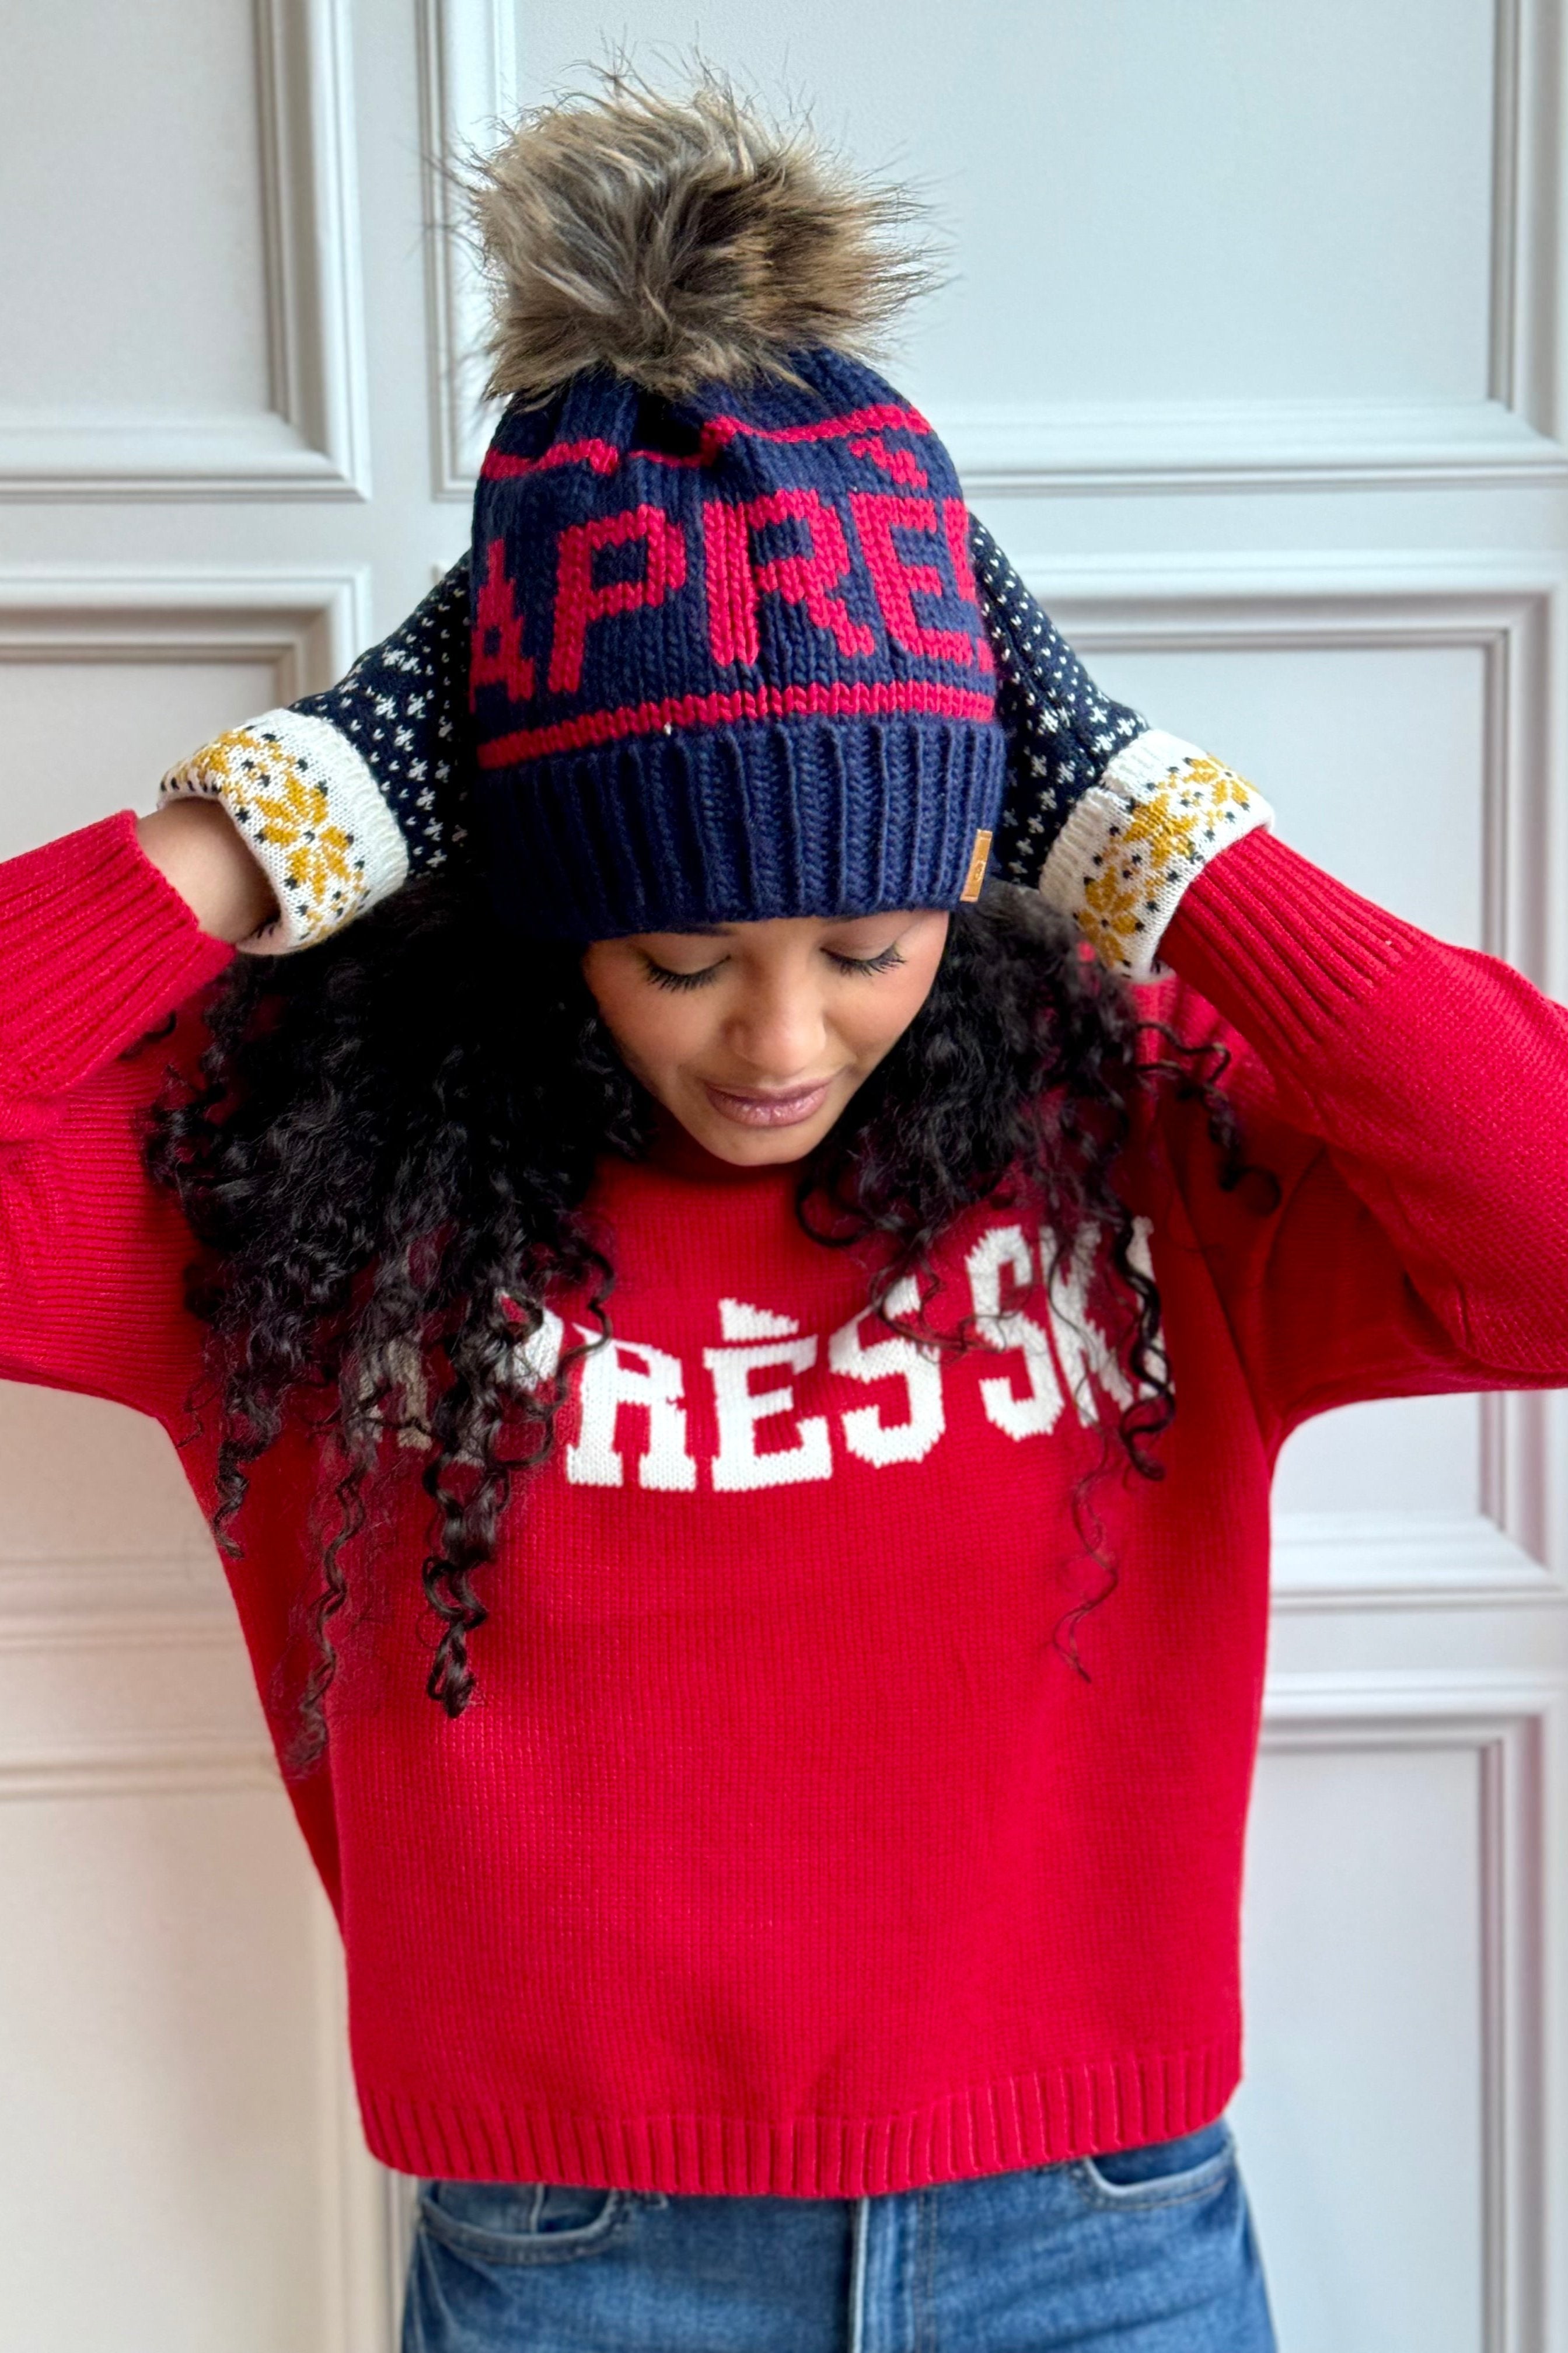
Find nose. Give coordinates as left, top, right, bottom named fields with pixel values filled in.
left=721, top=972, right=827, bottom=1080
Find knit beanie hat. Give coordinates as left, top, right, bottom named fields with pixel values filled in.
left=465, top=72, right=1007, bottom=941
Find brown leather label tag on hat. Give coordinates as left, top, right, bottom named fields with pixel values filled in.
left=959, top=829, right=993, bottom=902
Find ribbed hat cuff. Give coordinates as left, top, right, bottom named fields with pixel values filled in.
left=474, top=717, right=1008, bottom=941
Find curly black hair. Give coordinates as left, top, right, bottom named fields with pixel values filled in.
left=123, top=864, right=1274, bottom=1776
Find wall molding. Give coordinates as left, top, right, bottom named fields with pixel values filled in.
left=0, top=1560, right=234, bottom=1626
left=0, top=566, right=369, bottom=691
left=417, top=0, right=517, bottom=498
left=1270, top=1510, right=1561, bottom=1614
left=382, top=2165, right=417, bottom=2345
left=1033, top=553, right=1565, bottom=996
left=6, top=1678, right=1548, bottom=2349
left=945, top=0, right=1566, bottom=490
left=1259, top=1673, right=1561, bottom=2353
left=0, top=1734, right=276, bottom=1802
left=0, top=1610, right=238, bottom=1657
left=5, top=554, right=1562, bottom=1630
left=939, top=398, right=1567, bottom=498
left=0, top=0, right=370, bottom=501
left=1036, top=550, right=1568, bottom=1610
left=311, top=1898, right=401, bottom=2352
left=418, top=0, right=1565, bottom=493
left=0, top=1726, right=408, bottom=2348
left=4, top=549, right=1562, bottom=1619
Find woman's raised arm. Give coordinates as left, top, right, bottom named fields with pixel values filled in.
left=135, top=797, right=280, bottom=945
left=0, top=809, right=238, bottom=1422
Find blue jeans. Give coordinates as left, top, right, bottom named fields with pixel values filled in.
left=401, top=2115, right=1277, bottom=2351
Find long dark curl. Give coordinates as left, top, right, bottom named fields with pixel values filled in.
left=124, top=866, right=1275, bottom=1776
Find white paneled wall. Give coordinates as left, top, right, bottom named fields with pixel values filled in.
left=0, top=0, right=368, bottom=496
left=1, top=1, right=1566, bottom=2348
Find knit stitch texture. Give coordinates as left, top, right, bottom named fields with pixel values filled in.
left=4, top=814, right=1566, bottom=2195
left=466, top=350, right=1007, bottom=940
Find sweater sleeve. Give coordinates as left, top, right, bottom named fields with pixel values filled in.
left=1142, top=826, right=1568, bottom=1449
left=0, top=810, right=237, bottom=1423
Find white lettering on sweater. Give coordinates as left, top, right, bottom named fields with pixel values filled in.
left=565, top=1329, right=699, bottom=1490
left=507, top=1304, right=564, bottom=1390
left=717, top=1296, right=800, bottom=1340
left=704, top=1306, right=834, bottom=1489
left=411, top=1216, right=1161, bottom=1486
left=1048, top=1219, right=1149, bottom=1426
left=966, top=1224, right=1065, bottom=1439
left=828, top=1275, right=945, bottom=1467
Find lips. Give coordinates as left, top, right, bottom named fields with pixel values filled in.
left=700, top=1078, right=833, bottom=1129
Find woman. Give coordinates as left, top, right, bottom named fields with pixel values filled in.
left=7, top=68, right=1567, bottom=2353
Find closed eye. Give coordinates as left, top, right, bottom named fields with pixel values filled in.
left=642, top=942, right=906, bottom=988
left=641, top=955, right=724, bottom=992
left=825, top=942, right=905, bottom=976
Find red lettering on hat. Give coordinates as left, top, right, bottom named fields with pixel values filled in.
left=848, top=432, right=928, bottom=487
left=703, top=489, right=876, bottom=668
left=471, top=539, right=536, bottom=706
left=848, top=493, right=983, bottom=666
left=703, top=500, right=755, bottom=668
left=942, top=498, right=996, bottom=674
left=549, top=505, right=689, bottom=697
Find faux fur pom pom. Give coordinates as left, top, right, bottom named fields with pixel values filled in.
left=467, top=65, right=938, bottom=403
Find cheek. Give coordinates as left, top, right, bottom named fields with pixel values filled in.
left=833, top=975, right=932, bottom=1063
left=586, top=970, right=711, bottom=1085
left=850, top=941, right=947, bottom=1057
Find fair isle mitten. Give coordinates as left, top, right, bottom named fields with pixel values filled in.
left=162, top=525, right=1272, bottom=976
left=158, top=563, right=474, bottom=955
left=969, top=519, right=1275, bottom=982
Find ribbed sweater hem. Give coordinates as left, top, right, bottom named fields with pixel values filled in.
left=357, top=2031, right=1243, bottom=2196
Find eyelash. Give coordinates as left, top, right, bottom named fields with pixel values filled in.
left=830, top=942, right=906, bottom=977
left=642, top=943, right=906, bottom=992
left=644, top=961, right=719, bottom=993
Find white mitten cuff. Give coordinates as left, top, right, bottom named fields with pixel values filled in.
left=1037, top=729, right=1275, bottom=983
left=159, top=707, right=411, bottom=955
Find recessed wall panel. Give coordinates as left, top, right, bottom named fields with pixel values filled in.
left=0, top=1788, right=338, bottom=2353
left=0, top=655, right=278, bottom=855
left=509, top=0, right=1497, bottom=413
left=1080, top=638, right=1487, bottom=943
left=0, top=1388, right=216, bottom=1575
left=1082, top=634, right=1490, bottom=1520
left=1232, top=1740, right=1485, bottom=2353
left=0, top=648, right=278, bottom=1612
left=0, top=1, right=271, bottom=417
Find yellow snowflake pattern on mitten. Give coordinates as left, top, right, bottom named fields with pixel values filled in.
left=1077, top=754, right=1260, bottom=971
left=170, top=724, right=368, bottom=942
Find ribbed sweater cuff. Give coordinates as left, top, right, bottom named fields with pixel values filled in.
left=1158, top=828, right=1428, bottom=1075
left=0, top=809, right=236, bottom=1099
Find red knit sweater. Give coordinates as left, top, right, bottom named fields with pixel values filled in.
left=4, top=810, right=1566, bottom=2197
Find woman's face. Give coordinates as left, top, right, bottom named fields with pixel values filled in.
left=581, top=908, right=951, bottom=1167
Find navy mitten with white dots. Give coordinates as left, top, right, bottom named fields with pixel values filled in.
left=158, top=563, right=474, bottom=955
left=968, top=516, right=1274, bottom=980
left=160, top=525, right=1273, bottom=979
left=967, top=518, right=1147, bottom=886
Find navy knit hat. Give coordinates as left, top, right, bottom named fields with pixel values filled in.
left=464, top=70, right=1007, bottom=942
